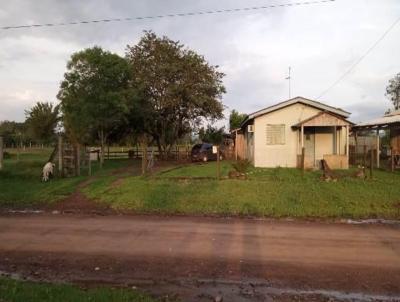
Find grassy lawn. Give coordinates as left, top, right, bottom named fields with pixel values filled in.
left=158, top=161, right=231, bottom=178
left=83, top=161, right=400, bottom=219
left=0, top=278, right=156, bottom=302
left=2, top=149, right=400, bottom=219
left=0, top=148, right=137, bottom=208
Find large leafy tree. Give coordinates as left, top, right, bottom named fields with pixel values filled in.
left=199, top=125, right=225, bottom=145
left=386, top=73, right=400, bottom=110
left=229, top=109, right=247, bottom=131
left=25, top=102, right=60, bottom=144
left=126, top=31, right=225, bottom=158
left=57, top=46, right=131, bottom=167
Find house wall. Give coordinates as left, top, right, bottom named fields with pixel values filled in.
left=315, top=128, right=334, bottom=163
left=254, top=103, right=321, bottom=167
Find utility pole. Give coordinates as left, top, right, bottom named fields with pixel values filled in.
left=285, top=66, right=292, bottom=99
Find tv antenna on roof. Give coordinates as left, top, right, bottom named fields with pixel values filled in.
left=285, top=67, right=292, bottom=99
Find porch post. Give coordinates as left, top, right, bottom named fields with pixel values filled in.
left=333, top=126, right=337, bottom=154
left=346, top=125, right=349, bottom=157
left=376, top=128, right=380, bottom=168
left=301, top=125, right=304, bottom=149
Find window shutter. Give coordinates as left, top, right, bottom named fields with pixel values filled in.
left=266, top=124, right=285, bottom=145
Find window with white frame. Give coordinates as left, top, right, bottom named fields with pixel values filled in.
left=266, top=124, right=285, bottom=145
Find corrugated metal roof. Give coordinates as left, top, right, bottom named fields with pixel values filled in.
left=241, top=96, right=351, bottom=127
left=355, top=110, right=400, bottom=128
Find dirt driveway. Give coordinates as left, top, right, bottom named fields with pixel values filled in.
left=0, top=214, right=399, bottom=301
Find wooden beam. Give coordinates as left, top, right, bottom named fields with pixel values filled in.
left=235, top=130, right=238, bottom=161
left=301, top=125, right=304, bottom=149
left=333, top=126, right=337, bottom=155
left=346, top=125, right=349, bottom=156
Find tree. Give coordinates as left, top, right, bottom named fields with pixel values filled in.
left=0, top=121, right=30, bottom=147
left=229, top=110, right=247, bottom=131
left=199, top=125, right=225, bottom=145
left=25, top=102, right=60, bottom=144
left=386, top=73, right=400, bottom=110
left=57, top=46, right=131, bottom=167
left=126, top=31, right=225, bottom=159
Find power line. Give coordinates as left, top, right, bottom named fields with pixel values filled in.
left=317, top=15, right=400, bottom=100
left=1, top=0, right=335, bottom=31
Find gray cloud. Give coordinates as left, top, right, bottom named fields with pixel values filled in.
left=0, top=0, right=399, bottom=124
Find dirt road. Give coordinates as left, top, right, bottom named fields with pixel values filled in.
left=1, top=214, right=400, bottom=301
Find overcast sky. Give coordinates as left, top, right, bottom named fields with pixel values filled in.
left=0, top=0, right=399, bottom=125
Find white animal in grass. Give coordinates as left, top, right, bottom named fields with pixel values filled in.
left=42, top=162, right=55, bottom=182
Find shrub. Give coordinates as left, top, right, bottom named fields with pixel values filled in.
left=231, top=159, right=252, bottom=173
left=3, top=151, right=12, bottom=159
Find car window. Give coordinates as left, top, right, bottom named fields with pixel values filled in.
left=192, top=144, right=201, bottom=151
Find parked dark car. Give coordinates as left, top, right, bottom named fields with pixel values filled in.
left=191, top=143, right=222, bottom=162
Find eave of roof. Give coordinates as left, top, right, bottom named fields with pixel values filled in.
left=292, top=111, right=354, bottom=128
left=354, top=111, right=400, bottom=128
left=240, top=96, right=351, bottom=127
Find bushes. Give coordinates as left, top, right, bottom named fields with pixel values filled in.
left=231, top=159, right=252, bottom=173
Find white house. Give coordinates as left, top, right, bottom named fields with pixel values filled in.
left=234, top=96, right=353, bottom=169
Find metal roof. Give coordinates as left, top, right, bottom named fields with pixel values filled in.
left=241, top=96, right=351, bottom=127
left=355, top=110, right=400, bottom=128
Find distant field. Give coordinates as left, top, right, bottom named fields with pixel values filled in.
left=0, top=278, right=156, bottom=302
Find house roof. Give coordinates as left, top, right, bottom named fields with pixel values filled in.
left=354, top=109, right=400, bottom=129
left=241, top=96, right=351, bottom=127
left=292, top=111, right=354, bottom=128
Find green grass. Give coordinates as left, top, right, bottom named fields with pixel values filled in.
left=0, top=148, right=138, bottom=208
left=2, top=150, right=400, bottom=219
left=158, top=161, right=231, bottom=178
left=0, top=149, right=80, bottom=207
left=83, top=162, right=400, bottom=219
left=0, top=278, right=156, bottom=302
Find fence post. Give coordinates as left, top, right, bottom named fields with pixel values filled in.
left=141, top=138, right=148, bottom=175
left=391, top=147, right=395, bottom=172
left=369, top=149, right=374, bottom=178
left=363, top=145, right=367, bottom=167
left=76, top=144, right=81, bottom=177
left=88, top=149, right=92, bottom=176
left=217, top=146, right=220, bottom=180
left=58, top=135, right=63, bottom=177
left=376, top=130, right=380, bottom=169
left=0, top=136, right=3, bottom=170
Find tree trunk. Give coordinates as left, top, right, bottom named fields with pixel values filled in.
left=48, top=144, right=59, bottom=163
left=156, top=138, right=165, bottom=161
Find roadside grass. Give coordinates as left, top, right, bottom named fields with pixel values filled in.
left=83, top=162, right=400, bottom=219
left=0, top=148, right=138, bottom=208
left=0, top=278, right=156, bottom=302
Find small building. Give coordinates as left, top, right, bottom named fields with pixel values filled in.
left=234, top=96, right=353, bottom=169
left=352, top=109, right=400, bottom=169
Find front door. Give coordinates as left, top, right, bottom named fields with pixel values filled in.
left=304, top=128, right=315, bottom=167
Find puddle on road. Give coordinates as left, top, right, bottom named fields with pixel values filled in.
left=1, top=270, right=399, bottom=302
left=138, top=278, right=400, bottom=302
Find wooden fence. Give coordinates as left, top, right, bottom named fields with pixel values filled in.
left=105, top=145, right=235, bottom=161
